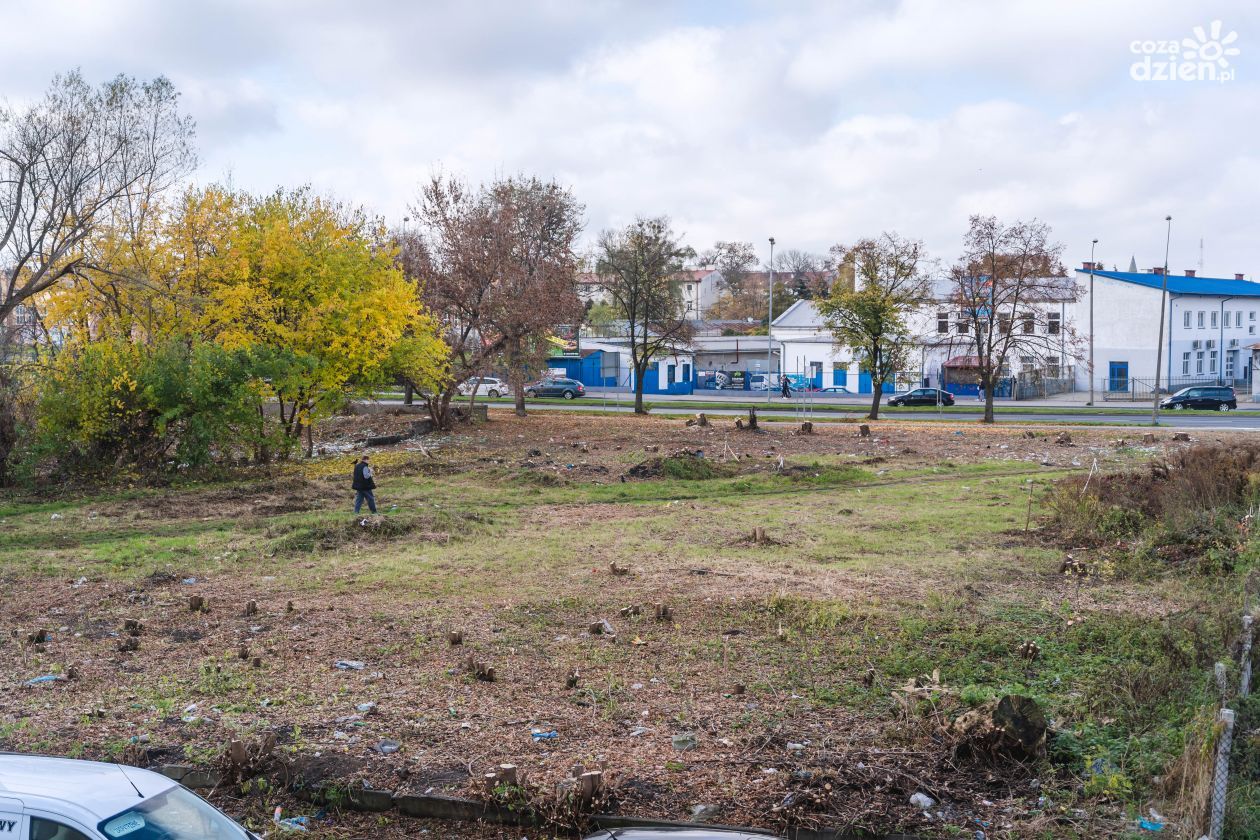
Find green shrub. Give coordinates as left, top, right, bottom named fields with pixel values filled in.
left=27, top=339, right=287, bottom=475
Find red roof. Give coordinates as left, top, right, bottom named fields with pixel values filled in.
left=944, top=355, right=982, bottom=367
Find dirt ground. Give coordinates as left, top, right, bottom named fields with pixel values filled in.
left=0, top=410, right=1232, bottom=838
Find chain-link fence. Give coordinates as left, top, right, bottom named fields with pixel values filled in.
left=1202, top=611, right=1255, bottom=840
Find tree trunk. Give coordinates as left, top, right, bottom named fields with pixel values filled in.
left=868, top=378, right=882, bottom=420
left=305, top=416, right=314, bottom=458
left=633, top=363, right=648, bottom=414
left=981, top=374, right=995, bottom=423
left=403, top=382, right=414, bottom=406
left=514, top=383, right=527, bottom=417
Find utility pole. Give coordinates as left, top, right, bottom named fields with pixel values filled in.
left=767, top=236, right=775, bottom=403
left=1088, top=239, right=1097, bottom=406
left=1152, top=215, right=1172, bottom=425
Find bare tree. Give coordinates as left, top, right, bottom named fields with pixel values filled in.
left=483, top=176, right=584, bottom=416
left=0, top=71, right=196, bottom=324
left=818, top=233, right=932, bottom=420
left=406, top=174, right=584, bottom=426
left=704, top=241, right=757, bottom=297
left=597, top=217, right=694, bottom=414
left=774, top=249, right=830, bottom=299
left=0, top=70, right=194, bottom=483
left=948, top=215, right=1074, bottom=423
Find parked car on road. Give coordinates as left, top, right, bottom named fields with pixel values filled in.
left=524, top=377, right=585, bottom=399
left=887, top=387, right=954, bottom=407
left=0, top=753, right=257, bottom=840
left=1160, top=385, right=1237, bottom=411
left=818, top=386, right=853, bottom=395
left=457, top=376, right=509, bottom=398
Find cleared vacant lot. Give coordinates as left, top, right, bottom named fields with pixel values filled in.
left=0, top=413, right=1251, bottom=838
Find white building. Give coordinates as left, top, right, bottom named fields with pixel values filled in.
left=771, top=300, right=871, bottom=390
left=1071, top=263, right=1260, bottom=395
left=677, top=268, right=723, bottom=320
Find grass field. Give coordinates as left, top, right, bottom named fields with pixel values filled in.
left=0, top=413, right=1251, bottom=838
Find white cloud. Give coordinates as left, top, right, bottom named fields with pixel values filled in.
left=4, top=0, right=1259, bottom=274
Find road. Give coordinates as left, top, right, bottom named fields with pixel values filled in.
left=536, top=400, right=1260, bottom=428
left=476, top=400, right=1260, bottom=430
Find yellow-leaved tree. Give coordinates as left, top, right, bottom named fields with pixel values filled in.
left=198, top=188, right=446, bottom=456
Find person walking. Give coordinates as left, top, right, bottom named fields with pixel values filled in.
left=352, top=455, right=377, bottom=514
left=780, top=376, right=792, bottom=399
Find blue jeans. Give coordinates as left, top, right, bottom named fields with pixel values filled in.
left=354, top=490, right=377, bottom=514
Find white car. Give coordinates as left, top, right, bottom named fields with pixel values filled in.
left=456, top=376, right=508, bottom=398
left=0, top=754, right=257, bottom=840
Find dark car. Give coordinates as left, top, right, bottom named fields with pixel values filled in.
left=1160, top=385, right=1237, bottom=411
left=524, top=377, right=585, bottom=399
left=887, top=387, right=954, bottom=407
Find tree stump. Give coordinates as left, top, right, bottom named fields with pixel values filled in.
left=447, top=630, right=464, bottom=646
left=243, top=600, right=258, bottom=617
left=747, top=408, right=758, bottom=430
left=578, top=770, right=604, bottom=810
left=1142, top=433, right=1157, bottom=445
left=654, top=603, right=673, bottom=622
left=609, top=561, right=630, bottom=576
left=800, top=421, right=813, bottom=434
left=188, top=596, right=205, bottom=613
left=566, top=670, right=580, bottom=689
left=858, top=424, right=870, bottom=437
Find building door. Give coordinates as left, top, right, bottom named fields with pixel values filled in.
left=682, top=363, right=691, bottom=384
left=809, top=361, right=823, bottom=389
left=1107, top=361, right=1128, bottom=392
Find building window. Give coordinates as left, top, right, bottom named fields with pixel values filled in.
left=14, top=304, right=33, bottom=325
left=1226, top=353, right=1236, bottom=378
left=957, top=318, right=970, bottom=335
left=1223, top=311, right=1230, bottom=328
left=1198, top=311, right=1205, bottom=328
left=1048, top=312, right=1061, bottom=335
left=1182, top=352, right=1191, bottom=375
left=1211, top=311, right=1219, bottom=328
left=1210, top=350, right=1218, bottom=373
left=1251, top=311, right=1256, bottom=321
left=1252, top=325, right=1257, bottom=336
left=1196, top=351, right=1204, bottom=373
left=998, top=315, right=1011, bottom=334
left=1045, top=356, right=1060, bottom=378
left=1237, top=311, right=1243, bottom=328
left=1021, top=314, right=1035, bottom=334
left=686, top=284, right=694, bottom=293
left=1184, top=311, right=1191, bottom=328
left=937, top=311, right=949, bottom=334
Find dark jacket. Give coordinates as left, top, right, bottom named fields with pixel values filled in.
left=352, top=461, right=376, bottom=491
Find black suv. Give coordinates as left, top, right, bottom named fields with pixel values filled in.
left=1160, top=385, right=1237, bottom=411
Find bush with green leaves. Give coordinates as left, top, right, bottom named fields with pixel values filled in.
left=29, top=339, right=288, bottom=474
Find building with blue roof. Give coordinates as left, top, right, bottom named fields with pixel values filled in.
left=1073, top=262, right=1259, bottom=398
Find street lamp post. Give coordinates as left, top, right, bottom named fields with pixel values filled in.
left=1152, top=216, right=1172, bottom=425
left=767, top=237, right=775, bottom=403
left=1088, top=239, right=1098, bottom=406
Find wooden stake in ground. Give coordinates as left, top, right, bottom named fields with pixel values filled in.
left=1024, top=481, right=1035, bottom=533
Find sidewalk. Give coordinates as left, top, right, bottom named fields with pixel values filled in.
left=580, top=387, right=1260, bottom=411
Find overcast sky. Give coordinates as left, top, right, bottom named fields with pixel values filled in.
left=3, top=0, right=1257, bottom=275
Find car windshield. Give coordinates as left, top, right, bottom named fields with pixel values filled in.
left=98, top=786, right=248, bottom=840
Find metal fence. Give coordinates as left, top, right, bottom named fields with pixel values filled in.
left=1014, top=366, right=1075, bottom=400
left=1099, top=375, right=1252, bottom=402
left=1202, top=608, right=1254, bottom=839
